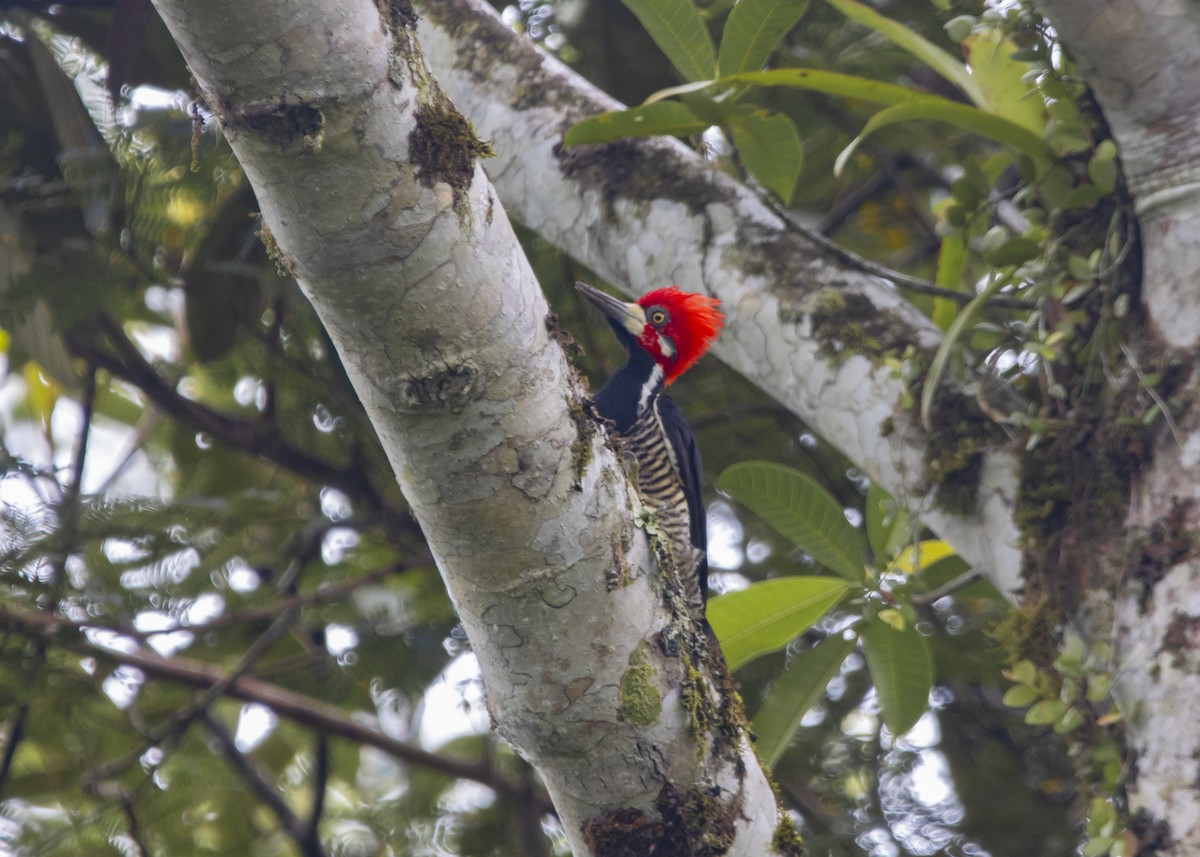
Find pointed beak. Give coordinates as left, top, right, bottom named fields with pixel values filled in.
left=575, top=281, right=646, bottom=339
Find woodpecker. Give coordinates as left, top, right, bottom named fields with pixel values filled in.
left=575, top=281, right=724, bottom=622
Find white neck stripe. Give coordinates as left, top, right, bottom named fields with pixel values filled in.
left=638, top=364, right=665, bottom=413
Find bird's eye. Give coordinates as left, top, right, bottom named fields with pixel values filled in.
left=649, top=308, right=668, bottom=326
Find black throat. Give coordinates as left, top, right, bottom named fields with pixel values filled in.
left=592, top=339, right=665, bottom=434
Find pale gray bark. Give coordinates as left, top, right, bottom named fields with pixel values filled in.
left=1032, top=2, right=1200, bottom=852
left=148, top=0, right=784, bottom=854
left=416, top=0, right=1026, bottom=599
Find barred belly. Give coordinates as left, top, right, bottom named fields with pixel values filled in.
left=622, top=406, right=705, bottom=614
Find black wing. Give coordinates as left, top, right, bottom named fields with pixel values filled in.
left=656, top=394, right=709, bottom=605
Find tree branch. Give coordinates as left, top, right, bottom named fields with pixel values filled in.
left=0, top=603, right=552, bottom=812
left=415, top=0, right=1025, bottom=596
left=202, top=711, right=329, bottom=857
left=66, top=315, right=398, bottom=518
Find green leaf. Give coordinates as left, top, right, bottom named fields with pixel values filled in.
left=1001, top=684, right=1040, bottom=708
left=865, top=482, right=908, bottom=563
left=914, top=553, right=979, bottom=596
left=719, top=67, right=937, bottom=107
left=563, top=102, right=709, bottom=147
left=1005, top=659, right=1039, bottom=687
left=993, top=237, right=1041, bottom=267
left=707, top=577, right=851, bottom=670
left=962, top=28, right=1046, bottom=135
left=835, top=100, right=1049, bottom=177
left=861, top=619, right=932, bottom=735
left=752, top=634, right=856, bottom=766
left=943, top=15, right=976, bottom=45
left=726, top=110, right=804, bottom=203
left=1054, top=706, right=1086, bottom=734
left=821, top=0, right=985, bottom=106
left=1088, top=139, right=1119, bottom=193
left=620, top=0, right=716, bottom=82
left=718, top=0, right=811, bottom=75
left=932, top=232, right=966, bottom=330
left=717, top=461, right=867, bottom=581
left=1025, top=699, right=1068, bottom=725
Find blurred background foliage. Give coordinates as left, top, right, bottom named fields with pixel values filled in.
left=0, top=0, right=1111, bottom=854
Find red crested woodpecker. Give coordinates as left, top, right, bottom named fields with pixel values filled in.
left=576, top=282, right=724, bottom=621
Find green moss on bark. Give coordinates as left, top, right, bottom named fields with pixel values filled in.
left=409, top=99, right=494, bottom=198
left=618, top=642, right=661, bottom=726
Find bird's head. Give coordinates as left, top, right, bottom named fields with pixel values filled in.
left=576, top=282, right=724, bottom=385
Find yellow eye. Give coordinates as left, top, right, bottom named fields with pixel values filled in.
left=649, top=309, right=668, bottom=326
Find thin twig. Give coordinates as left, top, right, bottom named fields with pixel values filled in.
left=767, top=196, right=1037, bottom=310
left=0, top=604, right=551, bottom=811
left=68, top=315, right=397, bottom=516
left=131, top=563, right=407, bottom=640
left=120, top=795, right=152, bottom=857
left=1120, top=342, right=1183, bottom=450
left=303, top=734, right=330, bottom=853
left=0, top=368, right=98, bottom=797
left=50, top=365, right=98, bottom=588
left=912, top=569, right=983, bottom=606
left=86, top=597, right=305, bottom=786
left=202, top=712, right=328, bottom=857
left=0, top=708, right=28, bottom=799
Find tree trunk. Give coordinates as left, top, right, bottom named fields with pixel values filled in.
left=1030, top=2, right=1200, bottom=852
left=148, top=0, right=786, bottom=853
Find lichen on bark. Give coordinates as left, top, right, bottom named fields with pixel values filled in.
left=617, top=641, right=661, bottom=726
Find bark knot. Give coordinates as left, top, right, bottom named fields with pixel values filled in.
left=227, top=101, right=324, bottom=151
left=399, top=364, right=477, bottom=411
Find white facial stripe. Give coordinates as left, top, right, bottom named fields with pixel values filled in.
left=657, top=333, right=676, bottom=359
left=638, top=364, right=665, bottom=413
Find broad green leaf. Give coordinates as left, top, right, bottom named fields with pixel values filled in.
left=752, top=633, right=856, bottom=766
left=621, top=0, right=716, bottom=83
left=919, top=273, right=1007, bottom=431
left=821, top=0, right=985, bottom=107
left=932, top=232, right=966, bottom=330
left=861, top=619, right=932, bottom=735
left=718, top=0, right=811, bottom=75
left=865, top=482, right=909, bottom=563
left=564, top=102, right=708, bottom=146
left=719, top=67, right=938, bottom=107
left=834, top=101, right=1050, bottom=177
left=726, top=110, right=803, bottom=202
left=717, top=461, right=867, bottom=581
left=708, top=577, right=851, bottom=670
left=963, top=28, right=1046, bottom=135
